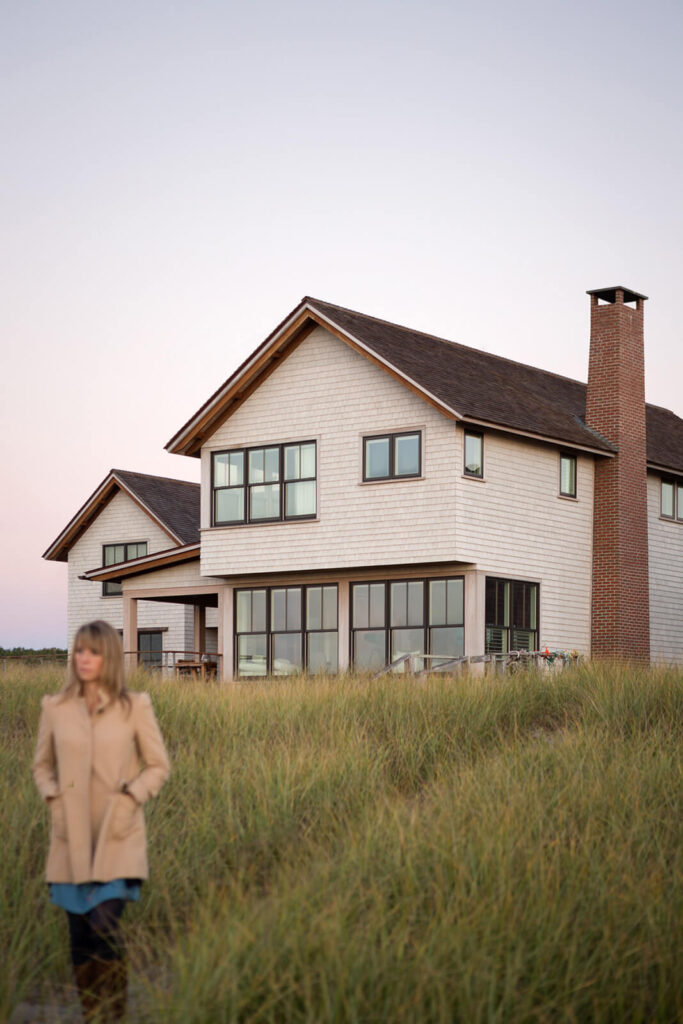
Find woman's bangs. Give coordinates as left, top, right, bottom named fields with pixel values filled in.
left=74, top=625, right=105, bottom=655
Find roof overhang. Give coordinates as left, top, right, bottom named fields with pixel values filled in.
left=43, top=471, right=185, bottom=563
left=459, top=417, right=617, bottom=457
left=81, top=543, right=201, bottom=583
left=165, top=299, right=462, bottom=457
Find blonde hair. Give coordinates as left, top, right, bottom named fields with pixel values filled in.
left=62, top=620, right=131, bottom=707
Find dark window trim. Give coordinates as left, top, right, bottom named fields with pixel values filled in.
left=362, top=430, right=422, bottom=482
left=350, top=576, right=465, bottom=669
left=101, top=541, right=148, bottom=597
left=559, top=452, right=577, bottom=498
left=212, top=441, right=317, bottom=527
left=463, top=430, right=484, bottom=478
left=485, top=576, right=540, bottom=654
left=234, top=583, right=339, bottom=677
left=660, top=477, right=683, bottom=521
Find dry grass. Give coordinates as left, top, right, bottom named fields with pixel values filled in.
left=2, top=663, right=681, bottom=1022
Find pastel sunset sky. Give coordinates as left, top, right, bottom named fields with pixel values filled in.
left=2, top=0, right=682, bottom=646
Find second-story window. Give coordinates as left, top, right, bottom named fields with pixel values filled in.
left=661, top=478, right=683, bottom=521
left=102, top=542, right=147, bottom=596
left=560, top=453, right=577, bottom=497
left=463, top=430, right=483, bottom=477
left=363, top=431, right=421, bottom=481
left=212, top=442, right=317, bottom=525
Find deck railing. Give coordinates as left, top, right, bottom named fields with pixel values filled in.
left=375, top=650, right=582, bottom=676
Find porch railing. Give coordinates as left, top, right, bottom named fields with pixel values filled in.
left=124, top=650, right=223, bottom=679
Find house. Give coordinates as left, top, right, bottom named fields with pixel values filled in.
left=45, top=285, right=683, bottom=676
left=43, top=470, right=211, bottom=665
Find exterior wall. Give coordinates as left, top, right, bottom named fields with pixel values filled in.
left=200, top=326, right=458, bottom=577
left=648, top=472, right=683, bottom=663
left=454, top=432, right=595, bottom=654
left=67, top=490, right=193, bottom=653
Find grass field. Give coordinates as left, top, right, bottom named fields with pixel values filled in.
left=1, top=663, right=681, bottom=1022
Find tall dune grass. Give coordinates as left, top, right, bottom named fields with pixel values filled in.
left=1, top=663, right=681, bottom=1022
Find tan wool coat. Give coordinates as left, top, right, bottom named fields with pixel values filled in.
left=33, top=689, right=170, bottom=884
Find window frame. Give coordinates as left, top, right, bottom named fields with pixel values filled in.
left=559, top=452, right=577, bottom=498
left=212, top=441, right=317, bottom=527
left=660, top=477, right=683, bottom=521
left=362, top=430, right=422, bottom=482
left=350, top=576, right=465, bottom=671
left=102, top=541, right=148, bottom=597
left=463, top=430, right=484, bottom=478
left=485, top=576, right=540, bottom=654
left=234, top=583, right=338, bottom=677
left=137, top=629, right=163, bottom=668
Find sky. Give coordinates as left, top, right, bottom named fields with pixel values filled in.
left=2, top=0, right=682, bottom=647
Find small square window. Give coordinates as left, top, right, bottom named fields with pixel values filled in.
left=363, top=432, right=421, bottom=481
left=560, top=454, right=577, bottom=497
left=463, top=431, right=483, bottom=477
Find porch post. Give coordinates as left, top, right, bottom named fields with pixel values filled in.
left=122, top=594, right=138, bottom=673
left=465, top=571, right=486, bottom=672
left=193, top=604, right=206, bottom=658
left=217, top=585, right=234, bottom=682
left=337, top=580, right=350, bottom=673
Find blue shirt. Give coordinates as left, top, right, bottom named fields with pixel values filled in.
left=49, top=879, right=141, bottom=914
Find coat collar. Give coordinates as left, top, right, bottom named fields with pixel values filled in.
left=78, top=685, right=112, bottom=715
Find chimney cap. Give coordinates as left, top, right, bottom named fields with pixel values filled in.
left=587, top=286, right=648, bottom=304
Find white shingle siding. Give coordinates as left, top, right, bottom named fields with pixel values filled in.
left=67, top=490, right=193, bottom=653
left=198, top=326, right=595, bottom=655
left=455, top=433, right=594, bottom=653
left=648, top=472, right=683, bottom=663
left=200, top=326, right=458, bottom=576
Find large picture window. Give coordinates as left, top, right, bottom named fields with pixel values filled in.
left=213, top=442, right=316, bottom=526
left=102, top=542, right=147, bottom=596
left=363, top=431, right=421, bottom=481
left=235, top=584, right=338, bottom=677
left=351, top=577, right=464, bottom=671
left=485, top=577, right=539, bottom=653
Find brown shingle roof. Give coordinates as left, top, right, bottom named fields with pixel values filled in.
left=307, top=297, right=683, bottom=470
left=166, top=294, right=683, bottom=474
left=43, top=470, right=199, bottom=562
left=112, top=471, right=200, bottom=545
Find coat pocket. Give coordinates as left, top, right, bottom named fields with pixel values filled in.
left=49, top=795, right=68, bottom=841
left=109, top=793, right=139, bottom=840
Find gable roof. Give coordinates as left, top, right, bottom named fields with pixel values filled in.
left=165, top=296, right=683, bottom=473
left=43, top=469, right=200, bottom=563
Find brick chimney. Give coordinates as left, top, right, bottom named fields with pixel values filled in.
left=586, top=286, right=650, bottom=661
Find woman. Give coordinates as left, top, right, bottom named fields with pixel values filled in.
left=33, top=620, right=170, bottom=1022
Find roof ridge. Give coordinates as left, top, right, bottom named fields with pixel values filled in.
left=304, top=296, right=588, bottom=390
left=112, top=469, right=199, bottom=488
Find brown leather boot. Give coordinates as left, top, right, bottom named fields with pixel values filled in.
left=73, top=961, right=99, bottom=1022
left=96, top=957, right=127, bottom=1021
